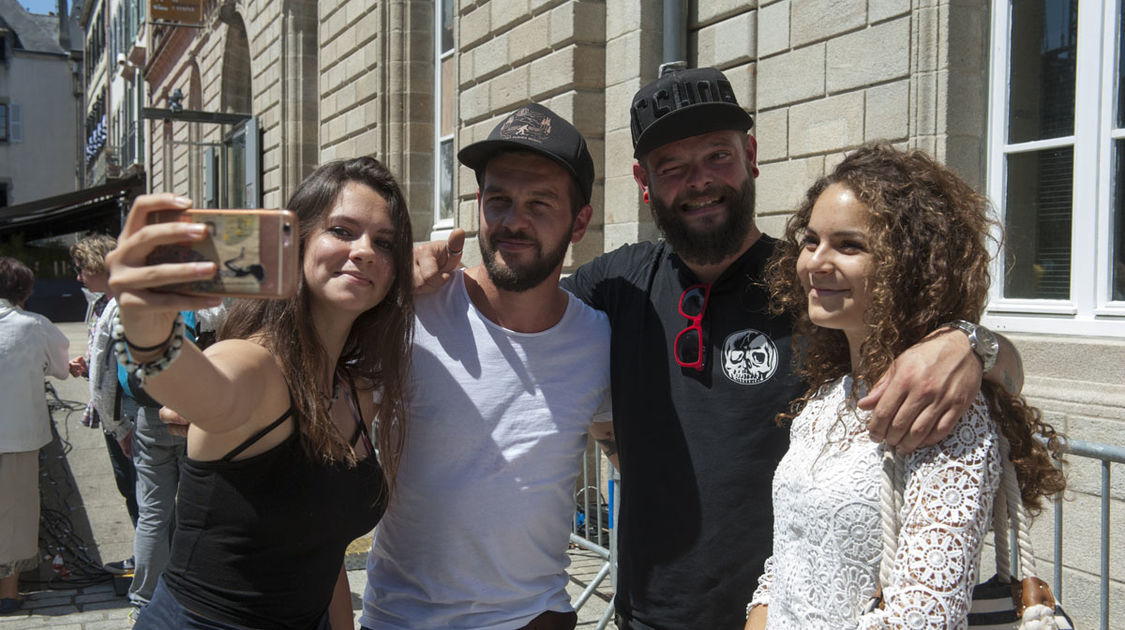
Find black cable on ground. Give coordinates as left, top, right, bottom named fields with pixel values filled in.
left=28, top=380, right=115, bottom=589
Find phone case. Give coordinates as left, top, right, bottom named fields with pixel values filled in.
left=146, top=209, right=299, bottom=298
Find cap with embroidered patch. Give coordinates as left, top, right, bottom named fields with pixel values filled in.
left=630, top=67, right=754, bottom=159
left=458, top=103, right=595, bottom=204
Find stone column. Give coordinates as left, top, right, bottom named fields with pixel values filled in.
left=909, top=0, right=989, bottom=190
left=281, top=0, right=320, bottom=202
left=381, top=0, right=435, bottom=238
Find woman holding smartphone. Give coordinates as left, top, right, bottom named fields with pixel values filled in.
left=106, top=157, right=413, bottom=630
left=745, top=144, right=1064, bottom=629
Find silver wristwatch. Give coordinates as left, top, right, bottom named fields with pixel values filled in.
left=941, top=320, right=999, bottom=373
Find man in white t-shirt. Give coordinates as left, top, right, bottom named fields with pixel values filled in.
left=360, top=104, right=612, bottom=630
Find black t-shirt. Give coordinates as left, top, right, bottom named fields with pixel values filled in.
left=562, top=237, right=803, bottom=630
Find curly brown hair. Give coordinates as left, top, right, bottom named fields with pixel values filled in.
left=766, top=142, right=1064, bottom=511
left=220, top=157, right=413, bottom=496
left=70, top=234, right=118, bottom=275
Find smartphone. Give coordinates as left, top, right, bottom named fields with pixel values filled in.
left=146, top=209, right=299, bottom=298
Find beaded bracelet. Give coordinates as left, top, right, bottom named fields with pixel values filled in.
left=111, top=311, right=186, bottom=387
left=124, top=324, right=177, bottom=352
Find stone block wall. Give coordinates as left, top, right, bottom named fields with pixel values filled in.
left=135, top=2, right=1124, bottom=624
left=146, top=0, right=335, bottom=209
left=1011, top=333, right=1125, bottom=630
left=319, top=0, right=382, bottom=165
left=146, top=0, right=292, bottom=207
left=601, top=0, right=660, bottom=251
left=752, top=0, right=913, bottom=235
left=454, top=0, right=607, bottom=269
left=318, top=0, right=434, bottom=237
left=445, top=1, right=990, bottom=269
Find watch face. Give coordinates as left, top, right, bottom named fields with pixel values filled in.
left=973, top=326, right=999, bottom=370
left=976, top=327, right=999, bottom=353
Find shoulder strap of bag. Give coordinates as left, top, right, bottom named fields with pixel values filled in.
left=876, top=449, right=905, bottom=590
left=875, top=436, right=1061, bottom=621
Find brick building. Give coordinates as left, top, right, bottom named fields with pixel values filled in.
left=139, top=1, right=1122, bottom=624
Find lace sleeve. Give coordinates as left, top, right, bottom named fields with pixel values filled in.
left=858, top=397, right=1002, bottom=630
left=748, top=554, right=776, bottom=613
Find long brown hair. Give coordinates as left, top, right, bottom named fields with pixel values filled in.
left=219, top=157, right=413, bottom=491
left=766, top=142, right=1064, bottom=512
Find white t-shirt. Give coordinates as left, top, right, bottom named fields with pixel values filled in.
left=361, top=269, right=611, bottom=630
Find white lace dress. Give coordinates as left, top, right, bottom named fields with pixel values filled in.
left=749, top=376, right=1003, bottom=629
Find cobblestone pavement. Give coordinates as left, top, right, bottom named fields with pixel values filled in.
left=0, top=550, right=614, bottom=629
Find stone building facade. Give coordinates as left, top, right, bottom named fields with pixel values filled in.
left=141, top=1, right=1122, bottom=625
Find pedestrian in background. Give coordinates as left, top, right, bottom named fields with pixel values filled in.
left=69, top=234, right=138, bottom=575
left=121, top=307, right=223, bottom=616
left=0, top=257, right=70, bottom=615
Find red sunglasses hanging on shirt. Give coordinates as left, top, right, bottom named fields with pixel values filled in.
left=674, top=283, right=711, bottom=371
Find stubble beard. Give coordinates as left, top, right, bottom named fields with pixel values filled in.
left=650, top=171, right=756, bottom=266
left=479, top=226, right=572, bottom=293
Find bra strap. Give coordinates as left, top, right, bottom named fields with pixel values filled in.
left=221, top=401, right=296, bottom=462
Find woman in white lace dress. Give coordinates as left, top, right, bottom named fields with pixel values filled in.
left=745, top=144, right=1065, bottom=629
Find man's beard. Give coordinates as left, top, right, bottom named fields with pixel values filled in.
left=650, top=173, right=755, bottom=265
left=480, top=225, right=572, bottom=292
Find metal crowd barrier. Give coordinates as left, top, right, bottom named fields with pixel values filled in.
left=567, top=436, right=1124, bottom=630
left=570, top=442, right=616, bottom=629
left=1050, top=437, right=1125, bottom=630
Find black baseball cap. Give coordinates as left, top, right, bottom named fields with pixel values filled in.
left=458, top=103, right=595, bottom=204
left=630, top=67, right=754, bottom=158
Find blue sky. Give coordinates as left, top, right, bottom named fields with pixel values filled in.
left=19, top=0, right=68, bottom=15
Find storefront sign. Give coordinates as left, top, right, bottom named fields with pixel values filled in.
left=150, top=0, right=204, bottom=25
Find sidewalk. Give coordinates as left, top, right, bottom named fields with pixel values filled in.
left=2, top=323, right=615, bottom=628
left=0, top=557, right=613, bottom=629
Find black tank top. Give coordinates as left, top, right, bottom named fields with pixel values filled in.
left=163, top=403, right=386, bottom=629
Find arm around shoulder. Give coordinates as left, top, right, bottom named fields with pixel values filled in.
left=561, top=241, right=657, bottom=310
left=860, top=323, right=1008, bottom=452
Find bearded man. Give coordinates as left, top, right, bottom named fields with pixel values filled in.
left=560, top=67, right=1024, bottom=630
left=361, top=104, right=611, bottom=630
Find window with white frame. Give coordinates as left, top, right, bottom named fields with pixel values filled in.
left=432, top=0, right=455, bottom=237
left=987, top=0, right=1125, bottom=336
